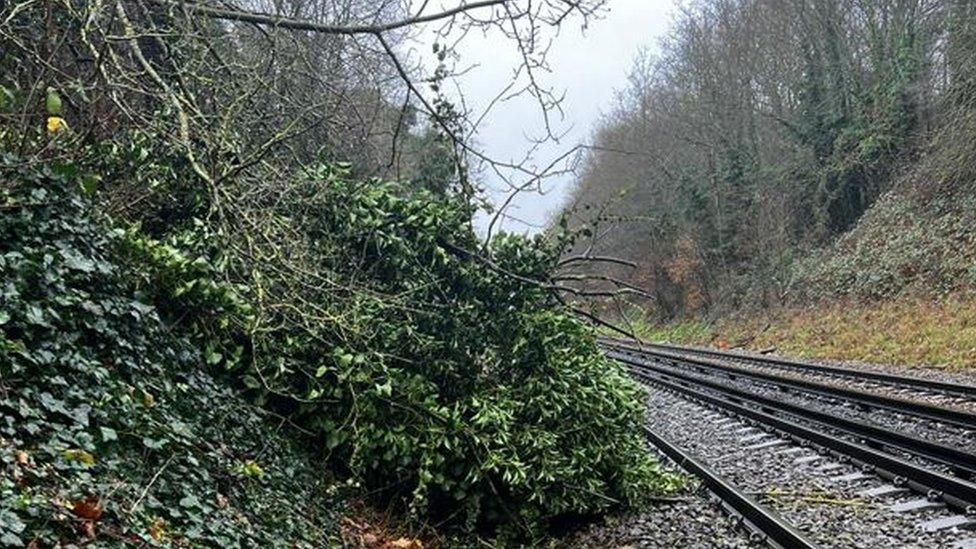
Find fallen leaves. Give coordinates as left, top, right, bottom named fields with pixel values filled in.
left=340, top=509, right=428, bottom=549
left=149, top=517, right=167, bottom=542
left=71, top=497, right=103, bottom=521
left=383, top=538, right=423, bottom=549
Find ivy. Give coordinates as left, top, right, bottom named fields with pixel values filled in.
left=0, top=157, right=341, bottom=547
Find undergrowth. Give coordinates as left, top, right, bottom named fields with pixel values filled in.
left=0, top=146, right=680, bottom=543
left=0, top=158, right=342, bottom=546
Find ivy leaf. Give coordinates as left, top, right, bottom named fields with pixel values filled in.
left=179, top=495, right=200, bottom=508
left=24, top=305, right=47, bottom=326
left=63, top=251, right=96, bottom=273
left=142, top=437, right=167, bottom=450
left=79, top=174, right=101, bottom=197
left=99, top=426, right=118, bottom=442
left=204, top=347, right=223, bottom=365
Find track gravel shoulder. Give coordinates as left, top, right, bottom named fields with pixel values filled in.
left=561, top=481, right=761, bottom=548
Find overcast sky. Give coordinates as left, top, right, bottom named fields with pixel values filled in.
left=412, top=0, right=677, bottom=235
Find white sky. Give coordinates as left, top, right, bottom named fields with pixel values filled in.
left=410, top=0, right=677, bottom=235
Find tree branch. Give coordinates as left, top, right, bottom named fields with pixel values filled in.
left=147, top=0, right=509, bottom=35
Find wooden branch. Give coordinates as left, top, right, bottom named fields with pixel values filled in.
left=556, top=254, right=638, bottom=269
left=147, top=0, right=510, bottom=35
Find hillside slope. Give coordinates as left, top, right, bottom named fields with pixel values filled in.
left=645, top=106, right=976, bottom=369
left=793, top=109, right=976, bottom=302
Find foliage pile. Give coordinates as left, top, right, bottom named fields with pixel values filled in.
left=1, top=2, right=679, bottom=542
left=0, top=149, right=677, bottom=542
left=176, top=163, right=679, bottom=537
left=0, top=158, right=341, bottom=546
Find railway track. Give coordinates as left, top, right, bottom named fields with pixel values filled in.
left=606, top=338, right=976, bottom=414
left=644, top=425, right=817, bottom=549
left=604, top=338, right=976, bottom=429
left=607, top=339, right=976, bottom=548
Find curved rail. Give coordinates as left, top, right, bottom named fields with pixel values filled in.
left=603, top=337, right=976, bottom=398
left=630, top=364, right=976, bottom=512
left=612, top=350, right=976, bottom=477
left=644, top=426, right=818, bottom=549
left=603, top=340, right=976, bottom=429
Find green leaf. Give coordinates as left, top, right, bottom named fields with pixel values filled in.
left=100, top=426, right=118, bottom=442
left=79, top=174, right=101, bottom=197
left=45, top=87, right=62, bottom=115
left=179, top=495, right=200, bottom=508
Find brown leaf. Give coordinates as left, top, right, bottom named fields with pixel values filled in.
left=14, top=450, right=29, bottom=465
left=149, top=517, right=166, bottom=541
left=81, top=520, right=97, bottom=539
left=72, top=497, right=103, bottom=521
left=382, top=538, right=422, bottom=549
left=215, top=493, right=229, bottom=509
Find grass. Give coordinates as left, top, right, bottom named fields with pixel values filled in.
left=633, top=294, right=976, bottom=370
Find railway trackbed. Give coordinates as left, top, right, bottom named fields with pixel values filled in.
left=605, top=340, right=976, bottom=548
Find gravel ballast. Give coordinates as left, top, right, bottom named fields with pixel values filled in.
left=619, top=352, right=976, bottom=454
left=637, top=382, right=976, bottom=548
left=563, top=475, right=760, bottom=548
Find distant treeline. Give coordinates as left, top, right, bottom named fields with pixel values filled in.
left=563, top=0, right=976, bottom=319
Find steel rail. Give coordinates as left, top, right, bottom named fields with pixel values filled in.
left=602, top=342, right=976, bottom=429
left=631, top=367, right=976, bottom=511
left=617, top=352, right=976, bottom=477
left=603, top=337, right=976, bottom=398
left=644, top=426, right=819, bottom=549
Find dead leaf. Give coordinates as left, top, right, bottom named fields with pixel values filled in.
left=81, top=520, right=97, bottom=539
left=72, top=497, right=103, bottom=521
left=382, top=538, right=422, bottom=549
left=63, top=448, right=96, bottom=466
left=149, top=517, right=166, bottom=541
left=215, top=493, right=229, bottom=508
left=14, top=450, right=28, bottom=465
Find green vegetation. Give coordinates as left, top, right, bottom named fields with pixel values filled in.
left=609, top=316, right=715, bottom=348
left=0, top=0, right=679, bottom=544
left=0, top=158, right=341, bottom=546
left=0, top=149, right=678, bottom=544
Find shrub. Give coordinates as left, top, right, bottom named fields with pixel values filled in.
left=180, top=166, right=681, bottom=537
